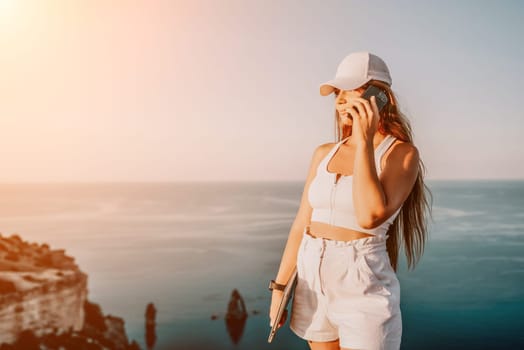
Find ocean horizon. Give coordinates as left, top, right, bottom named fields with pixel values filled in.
left=0, top=180, right=523, bottom=350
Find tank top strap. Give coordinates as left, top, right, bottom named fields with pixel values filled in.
left=321, top=136, right=351, bottom=165
left=337, top=136, right=351, bottom=146
left=376, top=134, right=397, bottom=155
left=375, top=134, right=397, bottom=172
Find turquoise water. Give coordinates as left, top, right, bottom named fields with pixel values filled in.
left=0, top=180, right=522, bottom=349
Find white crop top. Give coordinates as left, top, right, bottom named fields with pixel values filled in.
left=307, top=134, right=402, bottom=239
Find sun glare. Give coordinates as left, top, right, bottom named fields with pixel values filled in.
left=0, top=0, right=17, bottom=13
left=0, top=0, right=22, bottom=23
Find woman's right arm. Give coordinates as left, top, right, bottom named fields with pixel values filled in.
left=269, top=142, right=329, bottom=327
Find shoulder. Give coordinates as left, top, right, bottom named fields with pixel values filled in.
left=386, top=138, right=420, bottom=170
left=312, top=141, right=336, bottom=161
left=306, top=141, right=336, bottom=171
left=317, top=141, right=338, bottom=154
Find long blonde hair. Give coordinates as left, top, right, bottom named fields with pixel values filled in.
left=333, top=79, right=433, bottom=272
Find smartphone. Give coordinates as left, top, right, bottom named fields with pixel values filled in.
left=361, top=85, right=389, bottom=112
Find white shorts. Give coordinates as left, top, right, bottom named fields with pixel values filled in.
left=290, top=226, right=402, bottom=350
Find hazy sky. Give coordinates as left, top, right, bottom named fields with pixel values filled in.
left=1, top=0, right=522, bottom=182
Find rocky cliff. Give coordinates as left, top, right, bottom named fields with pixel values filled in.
left=0, top=233, right=140, bottom=350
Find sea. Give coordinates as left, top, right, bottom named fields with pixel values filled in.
left=0, top=180, right=522, bottom=350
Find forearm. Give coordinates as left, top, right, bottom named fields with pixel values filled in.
left=274, top=223, right=304, bottom=285
left=352, top=141, right=386, bottom=227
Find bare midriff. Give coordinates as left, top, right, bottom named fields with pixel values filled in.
left=308, top=221, right=374, bottom=241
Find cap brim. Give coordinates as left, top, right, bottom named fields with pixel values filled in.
left=319, top=76, right=371, bottom=96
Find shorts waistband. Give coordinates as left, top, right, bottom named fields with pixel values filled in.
left=302, top=225, right=387, bottom=255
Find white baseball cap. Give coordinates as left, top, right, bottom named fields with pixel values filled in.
left=319, top=51, right=392, bottom=96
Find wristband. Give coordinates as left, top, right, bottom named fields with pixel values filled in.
left=268, top=279, right=286, bottom=292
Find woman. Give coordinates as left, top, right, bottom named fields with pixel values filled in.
left=268, top=51, right=432, bottom=350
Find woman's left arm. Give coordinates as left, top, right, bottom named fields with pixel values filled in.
left=352, top=141, right=420, bottom=229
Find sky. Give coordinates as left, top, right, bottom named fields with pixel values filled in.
left=0, top=0, right=523, bottom=182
